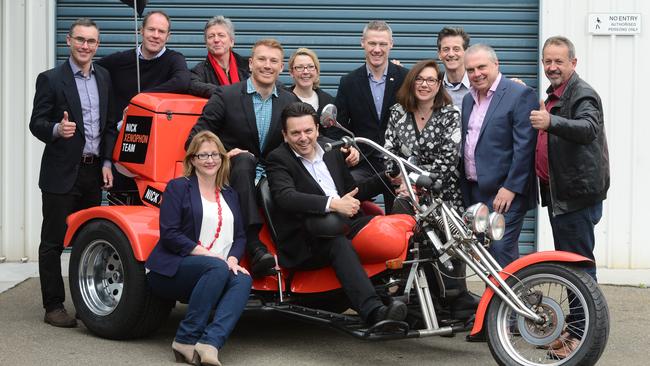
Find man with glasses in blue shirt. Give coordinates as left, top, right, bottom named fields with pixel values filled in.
left=29, top=18, right=117, bottom=328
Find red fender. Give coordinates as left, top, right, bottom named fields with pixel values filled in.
left=470, top=251, right=594, bottom=336
left=64, top=206, right=160, bottom=262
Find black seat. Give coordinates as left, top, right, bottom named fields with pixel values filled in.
left=256, top=177, right=280, bottom=246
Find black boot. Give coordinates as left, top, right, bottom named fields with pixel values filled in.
left=250, top=247, right=276, bottom=277
left=368, top=300, right=408, bottom=325
left=449, top=290, right=481, bottom=321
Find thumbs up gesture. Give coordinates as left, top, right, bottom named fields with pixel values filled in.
left=58, top=111, right=77, bottom=138
left=330, top=187, right=360, bottom=217
left=530, top=100, right=551, bottom=130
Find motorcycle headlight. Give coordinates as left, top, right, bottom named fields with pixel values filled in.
left=462, top=203, right=489, bottom=233
left=486, top=212, right=505, bottom=240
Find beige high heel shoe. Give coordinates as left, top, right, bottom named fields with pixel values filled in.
left=172, top=341, right=195, bottom=364
left=193, top=342, right=222, bottom=366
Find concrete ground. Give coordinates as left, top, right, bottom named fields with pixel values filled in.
left=0, top=261, right=648, bottom=365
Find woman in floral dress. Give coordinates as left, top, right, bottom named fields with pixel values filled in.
left=385, top=59, right=463, bottom=213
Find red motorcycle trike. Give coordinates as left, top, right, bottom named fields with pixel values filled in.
left=63, top=93, right=609, bottom=366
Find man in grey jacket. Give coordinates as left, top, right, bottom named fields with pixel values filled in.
left=530, top=35, right=609, bottom=283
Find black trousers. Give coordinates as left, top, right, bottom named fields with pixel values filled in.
left=295, top=216, right=382, bottom=321
left=39, top=162, right=102, bottom=312
left=228, top=153, right=264, bottom=255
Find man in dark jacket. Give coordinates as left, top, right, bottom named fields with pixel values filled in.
left=530, top=35, right=609, bottom=283
left=30, top=18, right=117, bottom=327
left=266, top=102, right=407, bottom=325
left=188, top=16, right=250, bottom=98
left=334, top=20, right=408, bottom=178
left=96, top=10, right=190, bottom=123
left=334, top=20, right=408, bottom=212
left=186, top=39, right=299, bottom=277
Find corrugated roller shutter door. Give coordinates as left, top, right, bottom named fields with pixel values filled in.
left=56, top=0, right=538, bottom=254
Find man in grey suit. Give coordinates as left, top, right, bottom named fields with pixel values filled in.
left=29, top=18, right=117, bottom=327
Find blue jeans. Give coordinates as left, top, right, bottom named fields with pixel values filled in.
left=548, top=201, right=603, bottom=281
left=147, top=256, right=252, bottom=348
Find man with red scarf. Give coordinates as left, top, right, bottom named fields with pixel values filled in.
left=189, top=16, right=250, bottom=98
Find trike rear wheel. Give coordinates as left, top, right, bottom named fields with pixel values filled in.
left=69, top=219, right=173, bottom=339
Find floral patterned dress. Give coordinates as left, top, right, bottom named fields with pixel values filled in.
left=384, top=103, right=464, bottom=211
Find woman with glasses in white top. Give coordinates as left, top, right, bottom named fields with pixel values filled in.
left=146, top=131, right=251, bottom=366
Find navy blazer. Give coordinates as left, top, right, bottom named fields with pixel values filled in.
left=459, top=76, right=538, bottom=212
left=145, top=175, right=246, bottom=277
left=186, top=80, right=299, bottom=156
left=29, top=61, right=117, bottom=194
left=333, top=62, right=408, bottom=156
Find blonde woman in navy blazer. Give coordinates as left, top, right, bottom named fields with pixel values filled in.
left=146, top=131, right=251, bottom=366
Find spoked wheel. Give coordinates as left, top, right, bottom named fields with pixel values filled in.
left=70, top=220, right=173, bottom=339
left=486, top=263, right=609, bottom=366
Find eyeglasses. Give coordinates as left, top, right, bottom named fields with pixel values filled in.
left=70, top=36, right=98, bottom=47
left=194, top=152, right=222, bottom=161
left=415, top=77, right=440, bottom=86
left=293, top=64, right=316, bottom=72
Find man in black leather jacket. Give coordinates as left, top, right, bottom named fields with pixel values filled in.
left=530, top=36, right=609, bottom=282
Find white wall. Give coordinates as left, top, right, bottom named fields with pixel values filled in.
left=538, top=0, right=650, bottom=285
left=0, top=0, right=54, bottom=261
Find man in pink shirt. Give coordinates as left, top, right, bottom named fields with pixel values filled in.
left=460, top=44, right=538, bottom=267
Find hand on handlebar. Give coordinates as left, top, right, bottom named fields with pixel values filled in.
left=395, top=181, right=409, bottom=197
left=330, top=187, right=360, bottom=217
left=342, top=146, right=359, bottom=167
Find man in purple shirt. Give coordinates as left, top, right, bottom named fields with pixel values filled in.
left=460, top=44, right=538, bottom=267
left=29, top=18, right=117, bottom=327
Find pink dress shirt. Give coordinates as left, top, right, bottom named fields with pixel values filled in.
left=464, top=73, right=502, bottom=181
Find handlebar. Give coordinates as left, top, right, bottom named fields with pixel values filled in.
left=341, top=136, right=439, bottom=213
left=324, top=136, right=354, bottom=152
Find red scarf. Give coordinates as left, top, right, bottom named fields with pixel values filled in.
left=207, top=51, right=240, bottom=86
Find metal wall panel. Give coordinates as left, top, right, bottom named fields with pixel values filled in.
left=55, top=0, right=539, bottom=253
left=537, top=0, right=650, bottom=282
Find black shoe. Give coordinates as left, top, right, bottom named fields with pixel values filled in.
left=250, top=248, right=276, bottom=277
left=370, top=300, right=408, bottom=325
left=450, top=291, right=481, bottom=321
left=466, top=332, right=486, bottom=342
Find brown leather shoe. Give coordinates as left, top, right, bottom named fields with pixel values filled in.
left=44, top=308, right=77, bottom=328
left=548, top=336, right=580, bottom=359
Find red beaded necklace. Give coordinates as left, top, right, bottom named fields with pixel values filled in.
left=198, top=188, right=223, bottom=251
